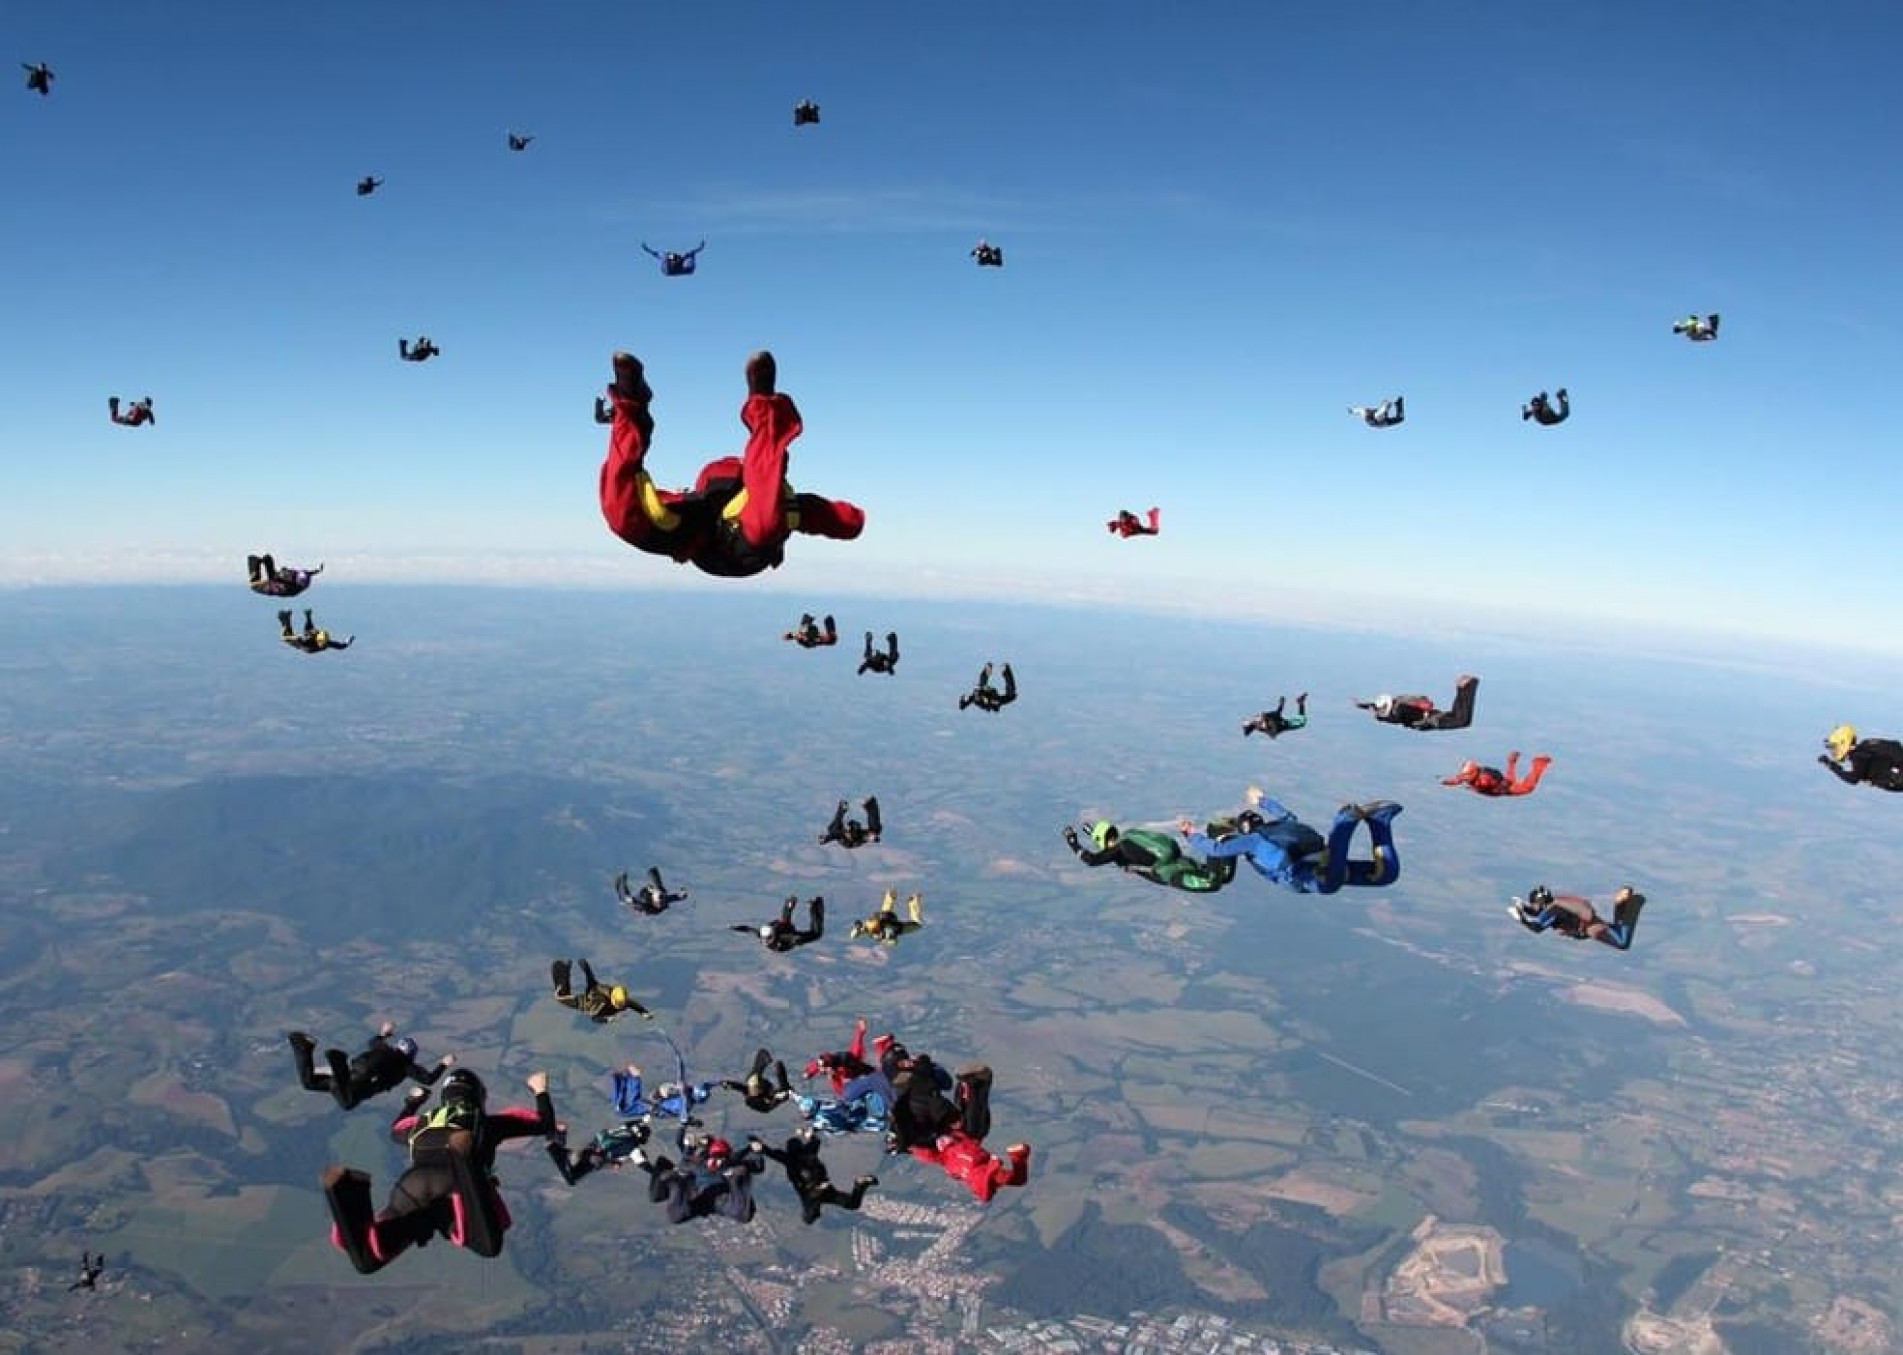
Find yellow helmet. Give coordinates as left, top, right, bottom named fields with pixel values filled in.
left=1088, top=820, right=1117, bottom=851
left=609, top=985, right=629, bottom=1010
left=1826, top=725, right=1858, bottom=761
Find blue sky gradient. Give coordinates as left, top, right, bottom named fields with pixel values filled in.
left=4, top=2, right=1900, bottom=650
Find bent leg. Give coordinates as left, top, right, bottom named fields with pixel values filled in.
left=1428, top=675, right=1478, bottom=730
left=1315, top=807, right=1362, bottom=894
left=1510, top=755, right=1552, bottom=794
left=732, top=392, right=801, bottom=550
left=1342, top=804, right=1402, bottom=886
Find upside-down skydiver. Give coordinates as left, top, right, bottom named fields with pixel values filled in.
left=1356, top=675, right=1478, bottom=730
left=970, top=239, right=1004, bottom=267
left=1441, top=752, right=1552, bottom=797
left=357, top=175, right=383, bottom=197
left=398, top=336, right=440, bottom=362
left=23, top=62, right=54, bottom=96
left=278, top=608, right=352, bottom=653
left=731, top=895, right=825, bottom=951
left=849, top=889, right=924, bottom=943
left=793, top=99, right=821, bottom=126
left=858, top=631, right=899, bottom=674
left=507, top=132, right=533, bottom=151
left=322, top=1069, right=558, bottom=1273
left=1510, top=885, right=1647, bottom=951
left=959, top=662, right=1017, bottom=712
left=108, top=396, right=155, bottom=427
left=1350, top=397, right=1404, bottom=427
left=597, top=350, right=866, bottom=578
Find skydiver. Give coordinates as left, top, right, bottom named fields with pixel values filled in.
left=107, top=396, right=155, bottom=427
left=550, top=957, right=653, bottom=1023
left=1177, top=792, right=1402, bottom=895
left=616, top=866, right=687, bottom=915
left=971, top=239, right=1004, bottom=267
left=858, top=630, right=900, bottom=675
left=1242, top=693, right=1307, bottom=739
left=1107, top=507, right=1160, bottom=537
left=721, top=1047, right=797, bottom=1114
left=793, top=99, right=821, bottom=126
left=1441, top=752, right=1552, bottom=797
left=850, top=889, right=924, bottom=943
left=1349, top=397, right=1405, bottom=428
left=323, top=1069, right=558, bottom=1273
left=611, top=1061, right=715, bottom=1121
left=23, top=62, right=54, bottom=97
left=247, top=554, right=322, bottom=598
left=804, top=1017, right=876, bottom=1096
left=885, top=1059, right=1029, bottom=1201
left=1523, top=388, right=1570, bottom=425
left=1356, top=674, right=1478, bottom=730
left=819, top=796, right=881, bottom=847
left=546, top=1058, right=717, bottom=1186
left=642, top=240, right=705, bottom=276
left=1062, top=820, right=1233, bottom=893
left=356, top=175, right=383, bottom=197
left=959, top=662, right=1017, bottom=712
left=638, top=1134, right=767, bottom=1225
left=1818, top=725, right=1903, bottom=792
left=288, top=1022, right=453, bottom=1111
left=1510, top=885, right=1647, bottom=951
left=507, top=132, right=533, bottom=151
left=597, top=349, right=867, bottom=578
left=761, top=1128, right=878, bottom=1224
left=784, top=613, right=839, bottom=648
left=68, top=1252, right=104, bottom=1291
left=1673, top=313, right=1720, bottom=342
left=730, top=895, right=826, bottom=951
left=277, top=608, right=353, bottom=653
left=398, top=336, right=440, bottom=362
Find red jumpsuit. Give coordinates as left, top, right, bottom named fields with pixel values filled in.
left=1442, top=752, right=1552, bottom=797
left=909, top=1132, right=1031, bottom=1203
left=599, top=386, right=864, bottom=578
left=1106, top=507, right=1160, bottom=537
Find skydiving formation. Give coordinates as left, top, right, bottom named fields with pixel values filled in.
left=277, top=608, right=352, bottom=653
left=1441, top=752, right=1552, bottom=797
left=793, top=99, right=821, bottom=126
left=288, top=1024, right=451, bottom=1111
left=1107, top=507, right=1160, bottom=538
left=596, top=350, right=865, bottom=578
left=1242, top=693, right=1307, bottom=738
left=784, top=613, right=838, bottom=647
left=1523, top=388, right=1570, bottom=425
left=1064, top=819, right=1234, bottom=893
left=356, top=175, right=383, bottom=197
left=398, top=336, right=440, bottom=362
left=1350, top=396, right=1405, bottom=427
left=1673, top=313, right=1721, bottom=342
left=616, top=867, right=687, bottom=915
left=107, top=396, right=154, bottom=427
left=731, top=895, right=826, bottom=952
left=247, top=554, right=321, bottom=597
left=323, top=1069, right=557, bottom=1273
left=819, top=797, right=881, bottom=848
left=550, top=958, right=652, bottom=1023
left=959, top=662, right=1017, bottom=712
left=642, top=241, right=705, bottom=276
left=849, top=890, right=925, bottom=943
left=1177, top=791, right=1402, bottom=894
left=1819, top=725, right=1903, bottom=792
left=1511, top=885, right=1647, bottom=951
left=23, top=62, right=54, bottom=96
left=1357, top=675, right=1478, bottom=731
left=858, top=630, right=900, bottom=674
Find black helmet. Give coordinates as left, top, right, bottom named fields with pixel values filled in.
left=440, top=1068, right=487, bottom=1112
left=1528, top=885, right=1554, bottom=909
left=1236, top=810, right=1265, bottom=835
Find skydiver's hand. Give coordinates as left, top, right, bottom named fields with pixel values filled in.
left=1062, top=826, right=1080, bottom=852
left=440, top=1053, right=456, bottom=1067
left=1817, top=753, right=1832, bottom=766
left=627, top=1063, right=642, bottom=1076
left=1177, top=819, right=1196, bottom=836
left=380, top=1021, right=397, bottom=1037
left=642, top=1011, right=655, bottom=1022
left=526, top=1071, right=550, bottom=1095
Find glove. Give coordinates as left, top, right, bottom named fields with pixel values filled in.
left=1062, top=826, right=1080, bottom=852
left=1817, top=753, right=1831, bottom=765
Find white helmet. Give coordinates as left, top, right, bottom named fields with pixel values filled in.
left=759, top=924, right=777, bottom=942
left=1372, top=695, right=1395, bottom=718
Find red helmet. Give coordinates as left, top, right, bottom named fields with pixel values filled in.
left=704, top=1137, right=733, bottom=1165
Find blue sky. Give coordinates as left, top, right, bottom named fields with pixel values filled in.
left=4, top=1, right=1900, bottom=652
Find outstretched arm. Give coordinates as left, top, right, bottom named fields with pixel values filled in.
left=1818, top=755, right=1861, bottom=785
